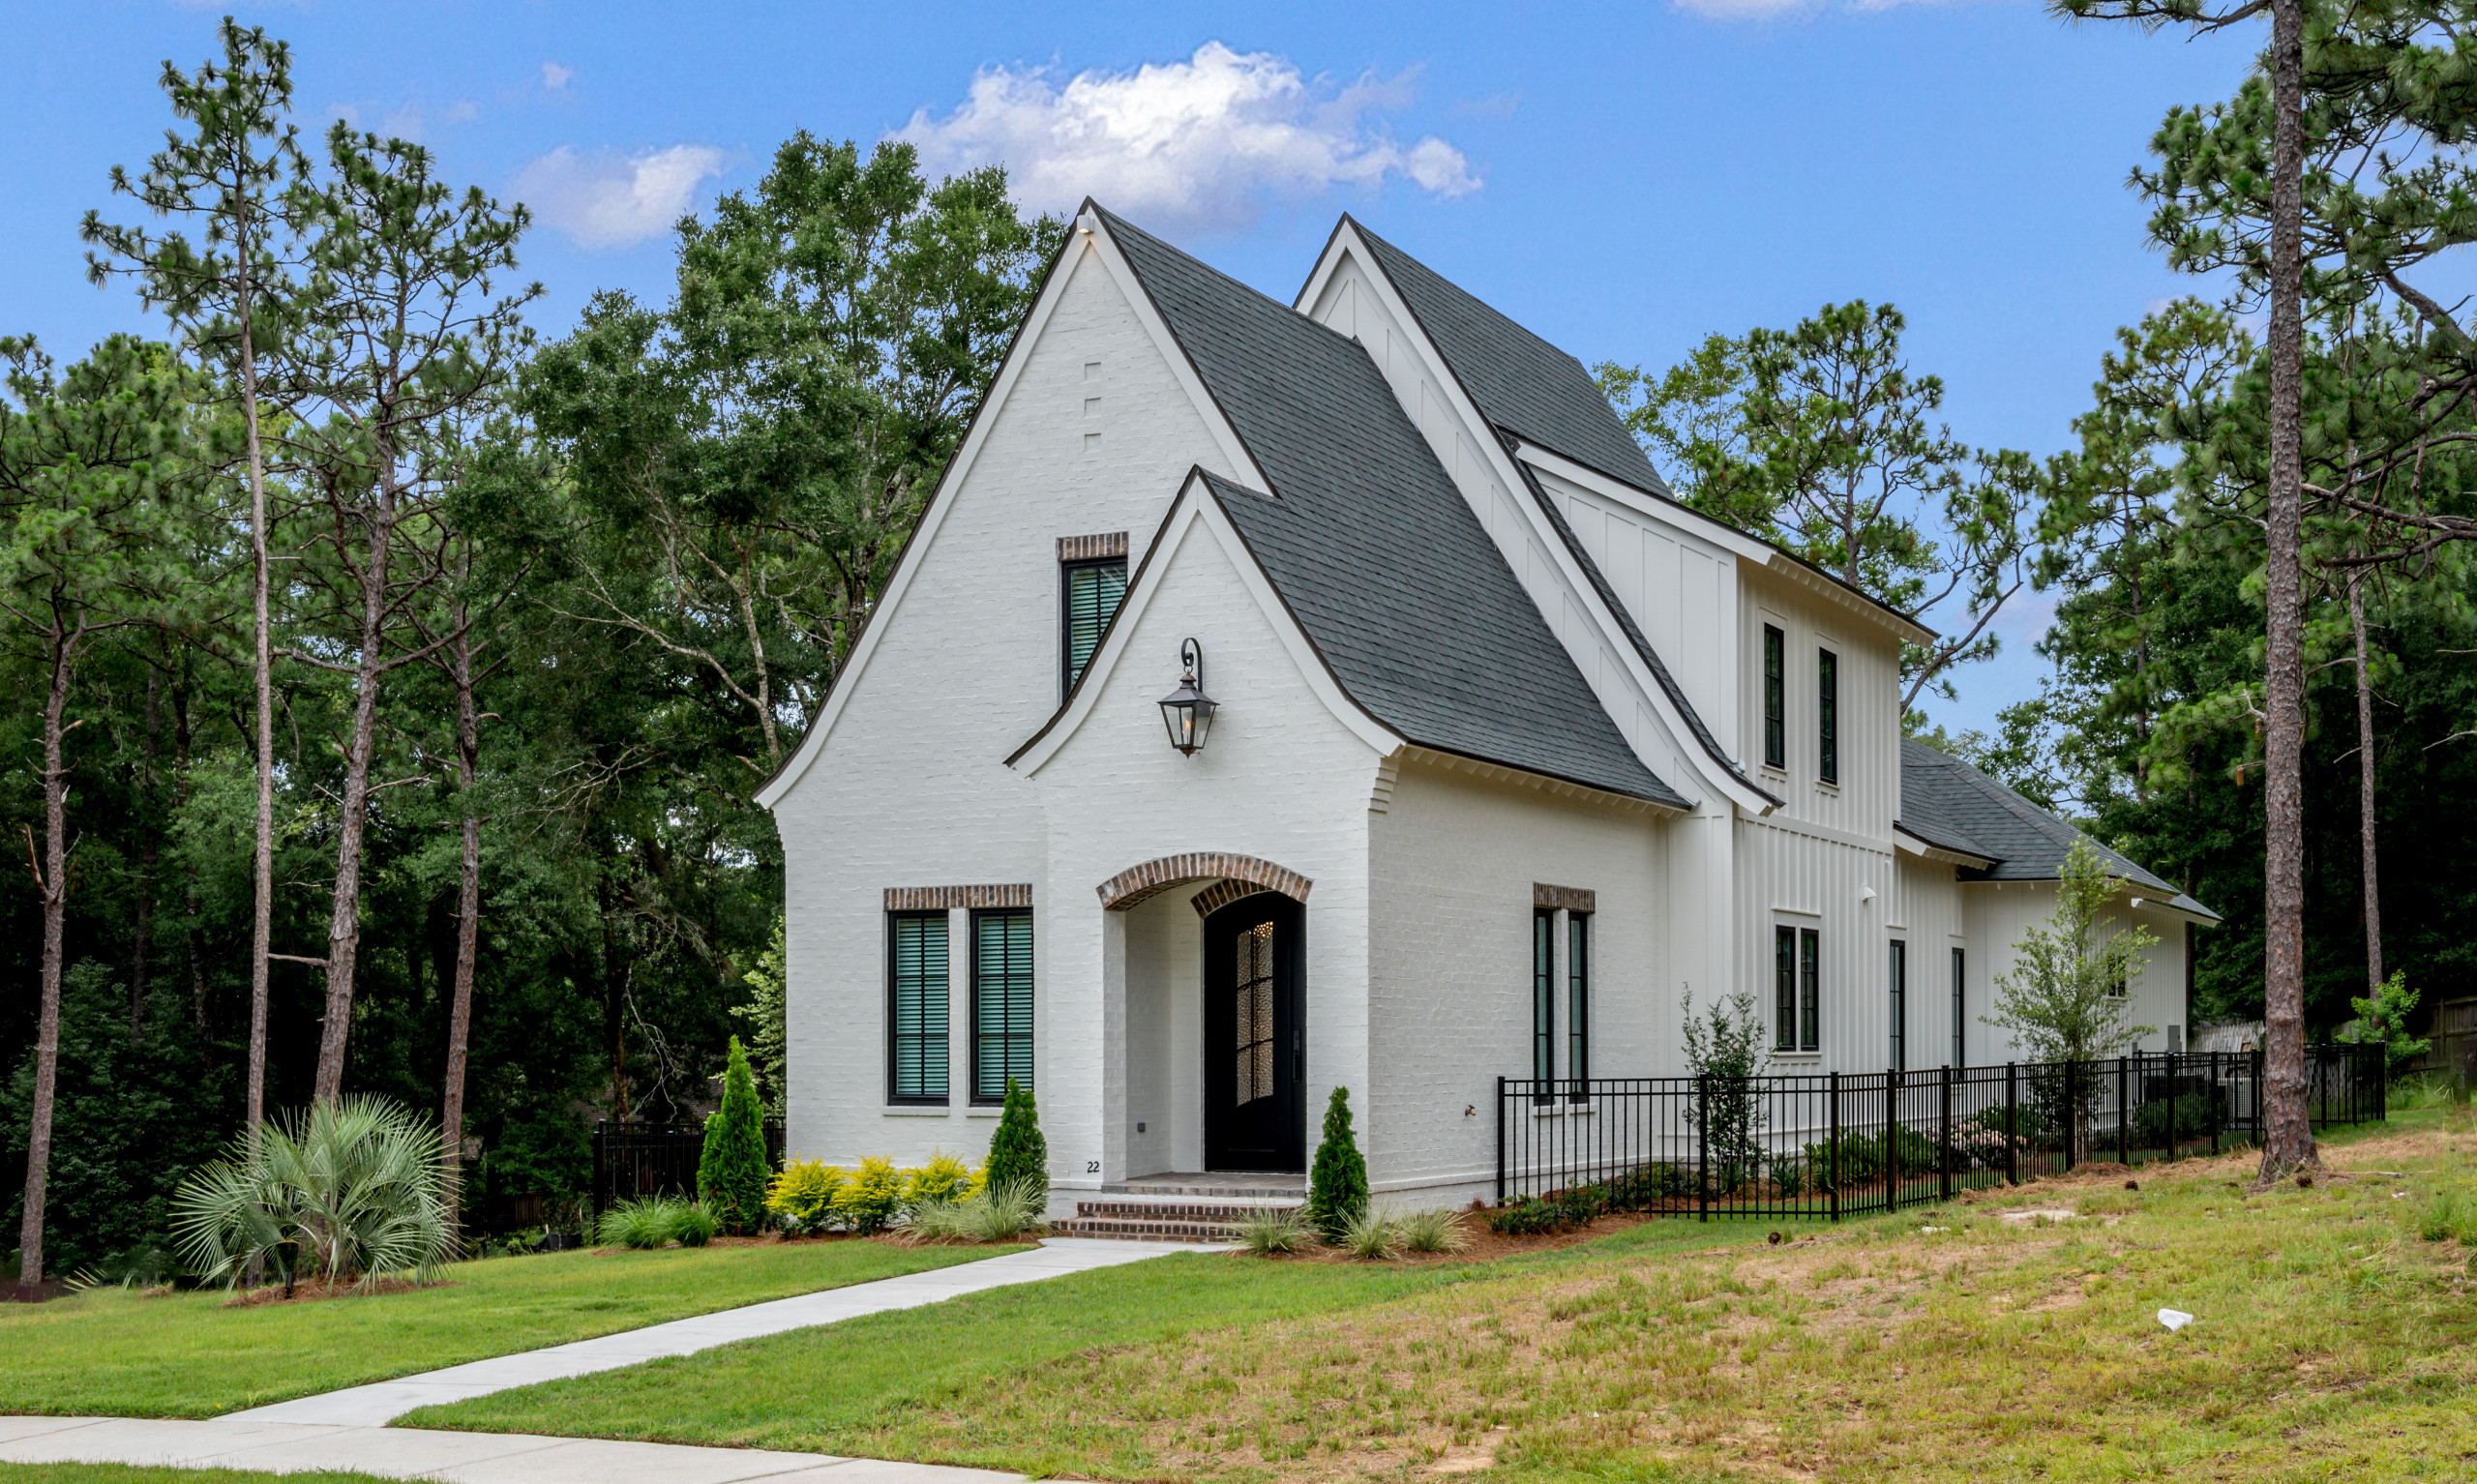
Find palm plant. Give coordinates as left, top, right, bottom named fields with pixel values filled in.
left=172, top=1096, right=453, bottom=1293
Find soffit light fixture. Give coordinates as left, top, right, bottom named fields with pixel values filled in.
left=1157, top=638, right=1216, bottom=757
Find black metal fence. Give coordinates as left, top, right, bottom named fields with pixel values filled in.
left=1496, top=1045, right=2386, bottom=1220
left=591, top=1119, right=786, bottom=1219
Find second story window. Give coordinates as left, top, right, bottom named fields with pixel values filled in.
left=1818, top=647, right=1838, bottom=786
left=1762, top=625, right=1785, bottom=770
left=1059, top=538, right=1129, bottom=699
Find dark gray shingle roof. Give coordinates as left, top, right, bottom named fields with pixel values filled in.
left=1347, top=219, right=1671, bottom=495
left=1098, top=208, right=1686, bottom=809
left=1899, top=739, right=2217, bottom=920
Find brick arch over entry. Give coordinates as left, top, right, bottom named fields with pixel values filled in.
left=1095, top=852, right=1314, bottom=913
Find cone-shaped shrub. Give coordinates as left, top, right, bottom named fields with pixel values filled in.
left=983, top=1078, right=1049, bottom=1199
left=1308, top=1084, right=1369, bottom=1240
left=699, top=1037, right=771, bottom=1234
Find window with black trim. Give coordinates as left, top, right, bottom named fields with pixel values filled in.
left=1533, top=908, right=1555, bottom=1089
left=1799, top=926, right=1820, bottom=1053
left=887, top=912, right=949, bottom=1103
left=1889, top=938, right=1907, bottom=1072
left=1763, top=625, right=1785, bottom=770
left=1060, top=558, right=1127, bottom=697
left=971, top=909, right=1034, bottom=1103
left=1775, top=926, right=1797, bottom=1052
left=1567, top=912, right=1591, bottom=1089
left=1818, top=648, right=1838, bottom=786
left=1951, top=946, right=1965, bottom=1069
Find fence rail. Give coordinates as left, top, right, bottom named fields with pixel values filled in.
left=591, top=1119, right=786, bottom=1219
left=1496, top=1045, right=2386, bottom=1220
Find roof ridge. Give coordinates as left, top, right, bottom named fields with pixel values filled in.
left=1095, top=206, right=1364, bottom=352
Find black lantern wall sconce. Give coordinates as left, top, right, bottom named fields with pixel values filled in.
left=1156, top=638, right=1217, bottom=757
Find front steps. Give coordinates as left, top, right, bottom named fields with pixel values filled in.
left=1049, top=1172, right=1305, bottom=1242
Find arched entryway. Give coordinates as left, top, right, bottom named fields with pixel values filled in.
left=1098, top=854, right=1312, bottom=1173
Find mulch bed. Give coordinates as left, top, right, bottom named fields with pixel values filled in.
left=224, top=1273, right=452, bottom=1307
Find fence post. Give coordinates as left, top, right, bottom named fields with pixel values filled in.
left=2207, top=1054, right=2220, bottom=1155
left=2377, top=1043, right=2388, bottom=1122
left=2005, top=1061, right=2018, bottom=1185
left=2164, top=1051, right=2176, bottom=1161
left=1697, top=1074, right=1710, bottom=1223
left=1494, top=1076, right=1506, bottom=1205
left=592, top=1119, right=607, bottom=1224
left=2065, top=1060, right=2077, bottom=1172
left=2117, top=1056, right=2130, bottom=1166
left=1886, top=1070, right=1900, bottom=1213
left=1939, top=1065, right=1954, bottom=1203
left=1828, top=1071, right=1840, bottom=1222
left=2253, top=1048, right=2265, bottom=1143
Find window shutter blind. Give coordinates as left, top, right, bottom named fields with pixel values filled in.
left=974, top=910, right=1035, bottom=1101
left=889, top=914, right=948, bottom=1100
left=1063, top=560, right=1128, bottom=695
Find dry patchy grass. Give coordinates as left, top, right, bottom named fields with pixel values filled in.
left=828, top=1116, right=2477, bottom=1482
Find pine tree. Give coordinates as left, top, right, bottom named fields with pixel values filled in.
left=1307, top=1085, right=1368, bottom=1241
left=982, top=1078, right=1048, bottom=1198
left=698, top=1037, right=770, bottom=1234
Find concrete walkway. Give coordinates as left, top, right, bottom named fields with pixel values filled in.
left=226, top=1237, right=1226, bottom=1427
left=0, top=1415, right=1022, bottom=1484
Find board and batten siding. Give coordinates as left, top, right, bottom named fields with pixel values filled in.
left=770, top=241, right=1236, bottom=1173
left=1963, top=884, right=2193, bottom=1060
left=1366, top=755, right=1671, bottom=1203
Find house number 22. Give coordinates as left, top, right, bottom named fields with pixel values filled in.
left=1086, top=1161, right=1100, bottom=1173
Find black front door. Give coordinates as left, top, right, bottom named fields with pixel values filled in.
left=1204, top=893, right=1303, bottom=1172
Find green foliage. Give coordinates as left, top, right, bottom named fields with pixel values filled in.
left=1395, top=1207, right=1470, bottom=1254
left=899, top=1178, right=1046, bottom=1243
left=171, top=1095, right=451, bottom=1290
left=1307, top=1084, right=1369, bottom=1240
left=598, top=1197, right=699, bottom=1250
left=1234, top=1205, right=1315, bottom=1255
left=904, top=1149, right=975, bottom=1207
left=839, top=1154, right=905, bottom=1233
left=697, top=1037, right=771, bottom=1235
left=1983, top=839, right=2162, bottom=1068
left=983, top=1079, right=1049, bottom=1200
left=1337, top=1205, right=1398, bottom=1261
left=1605, top=1163, right=1697, bottom=1209
left=764, top=1160, right=847, bottom=1234
left=2415, top=1186, right=2471, bottom=1246
left=2133, top=1092, right=2218, bottom=1148
left=1484, top=1197, right=1567, bottom=1236
left=1681, top=988, right=1771, bottom=1194
left=732, top=914, right=791, bottom=1115
left=2347, top=971, right=2432, bottom=1073
left=1803, top=1124, right=1944, bottom=1186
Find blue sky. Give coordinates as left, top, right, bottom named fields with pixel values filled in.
left=0, top=1, right=2262, bottom=735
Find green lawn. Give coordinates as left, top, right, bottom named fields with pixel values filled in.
left=0, top=1470, right=395, bottom=1484
left=409, top=1109, right=2477, bottom=1484
left=0, top=1237, right=1017, bottom=1419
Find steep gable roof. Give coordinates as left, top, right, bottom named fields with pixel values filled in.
left=1096, top=207, right=1686, bottom=809
left=1899, top=738, right=2217, bottom=920
left=1347, top=220, right=1670, bottom=495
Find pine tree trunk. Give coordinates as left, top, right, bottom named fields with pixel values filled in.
left=134, top=662, right=161, bottom=1038
left=2350, top=576, right=2382, bottom=1004
left=174, top=672, right=204, bottom=1031
left=244, top=271, right=275, bottom=1145
left=310, top=464, right=397, bottom=1106
left=15, top=615, right=76, bottom=1291
left=2257, top=0, right=2320, bottom=1184
left=440, top=610, right=481, bottom=1238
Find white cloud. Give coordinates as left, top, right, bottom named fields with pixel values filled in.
left=892, top=42, right=1479, bottom=233
left=511, top=144, right=726, bottom=250
left=542, top=61, right=574, bottom=92
left=445, top=99, right=481, bottom=125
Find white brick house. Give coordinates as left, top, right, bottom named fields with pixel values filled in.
left=756, top=203, right=2216, bottom=1207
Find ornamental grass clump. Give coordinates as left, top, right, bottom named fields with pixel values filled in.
left=600, top=1196, right=687, bottom=1249
left=902, top=1178, right=1047, bottom=1243
left=1338, top=1205, right=1399, bottom=1261
left=1235, top=1204, right=1314, bottom=1255
left=1395, top=1206, right=1471, bottom=1254
left=171, top=1094, right=453, bottom=1293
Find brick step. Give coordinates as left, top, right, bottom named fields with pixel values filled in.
left=1051, top=1215, right=1254, bottom=1241
left=1113, top=1178, right=1305, bottom=1201
left=1075, top=1200, right=1302, bottom=1222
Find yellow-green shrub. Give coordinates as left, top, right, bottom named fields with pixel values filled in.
left=839, top=1154, right=905, bottom=1232
left=906, top=1149, right=975, bottom=1206
left=765, top=1159, right=846, bottom=1233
